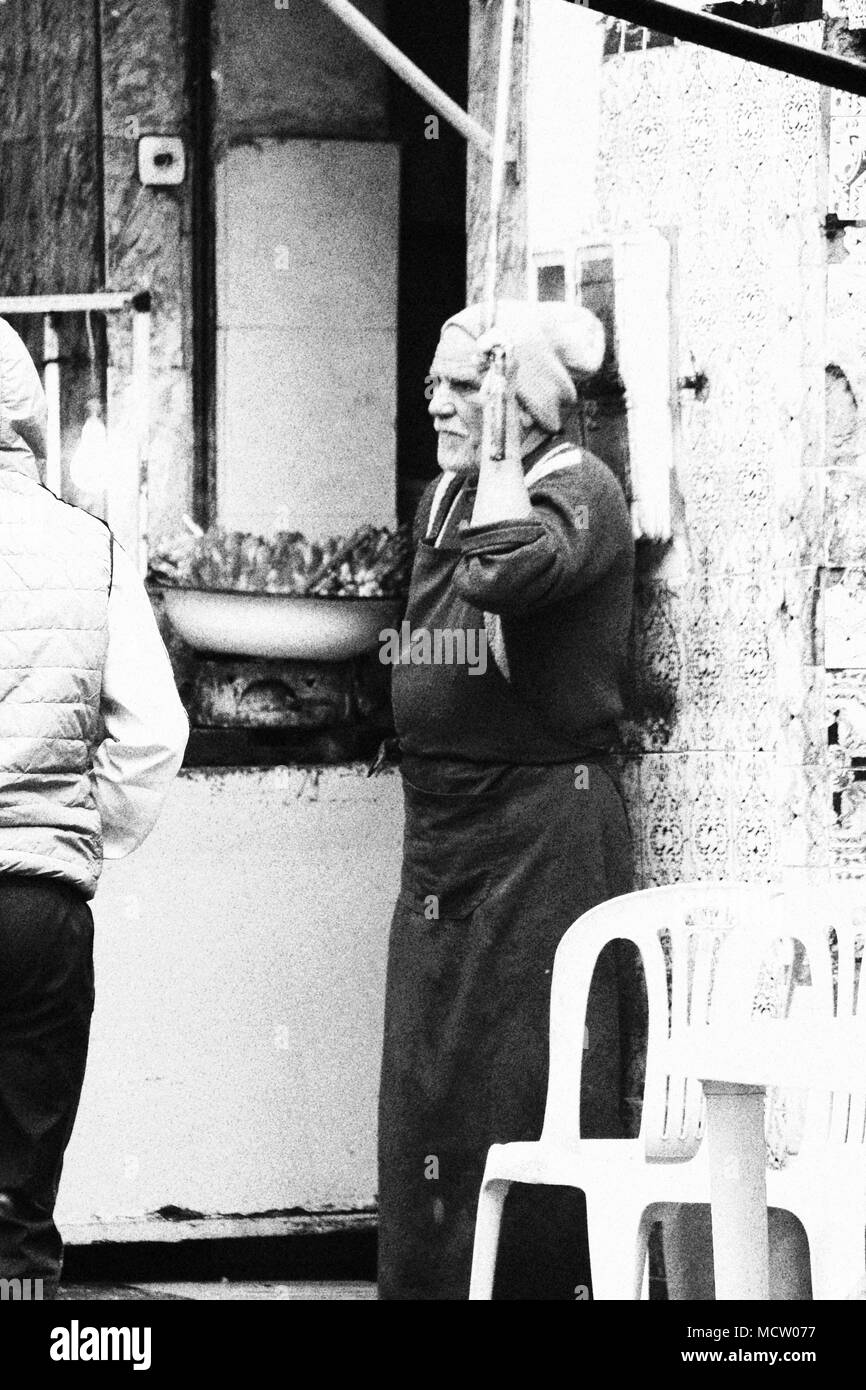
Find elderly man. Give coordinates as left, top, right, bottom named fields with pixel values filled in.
left=0, top=320, right=189, bottom=1297
left=377, top=300, right=636, bottom=1300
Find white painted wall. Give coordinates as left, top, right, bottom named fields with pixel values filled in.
left=56, top=764, right=403, bottom=1232
left=215, top=138, right=399, bottom=539
left=526, top=0, right=605, bottom=259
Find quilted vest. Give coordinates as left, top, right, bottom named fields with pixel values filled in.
left=0, top=468, right=112, bottom=898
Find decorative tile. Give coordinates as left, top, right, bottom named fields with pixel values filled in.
left=728, top=755, right=829, bottom=879
left=637, top=753, right=691, bottom=886
left=616, top=755, right=644, bottom=890
left=708, top=576, right=772, bottom=754
left=684, top=752, right=735, bottom=882
left=770, top=468, right=825, bottom=574
left=729, top=754, right=779, bottom=881
left=773, top=762, right=830, bottom=869
left=767, top=564, right=823, bottom=670
left=638, top=753, right=734, bottom=885
left=676, top=448, right=730, bottom=576
left=824, top=568, right=866, bottom=669
left=625, top=581, right=685, bottom=753
left=830, top=862, right=866, bottom=882
left=830, top=780, right=866, bottom=876
left=774, top=664, right=827, bottom=767
left=828, top=669, right=866, bottom=754
left=826, top=253, right=866, bottom=439
left=826, top=466, right=866, bottom=566
left=763, top=570, right=827, bottom=764
left=625, top=571, right=825, bottom=762
left=592, top=34, right=832, bottom=892
left=691, top=571, right=822, bottom=759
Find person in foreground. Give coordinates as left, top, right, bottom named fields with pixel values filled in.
left=377, top=298, right=636, bottom=1300
left=0, top=321, right=189, bottom=1297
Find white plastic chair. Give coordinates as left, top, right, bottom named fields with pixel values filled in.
left=758, top=884, right=866, bottom=1299
left=468, top=881, right=863, bottom=1300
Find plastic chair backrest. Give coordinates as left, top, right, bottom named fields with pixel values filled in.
left=768, top=882, right=866, bottom=1153
left=540, top=882, right=836, bottom=1156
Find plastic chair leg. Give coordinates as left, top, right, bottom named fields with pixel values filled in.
left=586, top=1194, right=648, bottom=1301
left=468, top=1178, right=512, bottom=1300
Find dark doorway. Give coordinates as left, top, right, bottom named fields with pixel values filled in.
left=385, top=1, right=469, bottom=525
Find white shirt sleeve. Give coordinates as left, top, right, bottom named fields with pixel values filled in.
left=93, top=537, right=190, bottom=858
left=0, top=319, right=47, bottom=463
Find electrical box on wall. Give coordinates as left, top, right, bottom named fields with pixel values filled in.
left=138, top=135, right=186, bottom=187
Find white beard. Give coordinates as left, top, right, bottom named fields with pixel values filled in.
left=436, top=431, right=479, bottom=475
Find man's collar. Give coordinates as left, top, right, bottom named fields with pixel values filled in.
left=521, top=431, right=561, bottom=473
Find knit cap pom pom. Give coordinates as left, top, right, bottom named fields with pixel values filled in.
left=437, top=299, right=605, bottom=434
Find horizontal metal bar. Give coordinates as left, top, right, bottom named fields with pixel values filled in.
left=576, top=0, right=866, bottom=97
left=316, top=0, right=516, bottom=161
left=0, top=291, right=142, bottom=315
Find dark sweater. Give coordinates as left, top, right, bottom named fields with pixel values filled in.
left=391, top=438, right=635, bottom=764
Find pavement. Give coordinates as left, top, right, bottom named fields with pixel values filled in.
left=58, top=1281, right=377, bottom=1300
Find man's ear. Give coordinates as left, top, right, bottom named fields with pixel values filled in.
left=518, top=406, right=534, bottom=429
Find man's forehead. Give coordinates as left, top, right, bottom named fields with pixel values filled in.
left=430, top=324, right=484, bottom=382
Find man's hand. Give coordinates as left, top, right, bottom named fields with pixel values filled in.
left=477, top=335, right=519, bottom=466
left=470, top=333, right=533, bottom=527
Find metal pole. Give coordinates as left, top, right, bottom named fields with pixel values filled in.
left=0, top=292, right=137, bottom=315
left=483, top=0, right=520, bottom=325
left=316, top=0, right=514, bottom=161
left=131, top=303, right=152, bottom=578
left=43, top=314, right=62, bottom=495
left=576, top=0, right=866, bottom=99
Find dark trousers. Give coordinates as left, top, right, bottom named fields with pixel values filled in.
left=0, top=876, right=94, bottom=1298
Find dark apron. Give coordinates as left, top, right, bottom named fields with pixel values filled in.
left=377, top=754, right=634, bottom=1300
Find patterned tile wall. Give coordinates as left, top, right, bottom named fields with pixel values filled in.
left=593, top=30, right=849, bottom=886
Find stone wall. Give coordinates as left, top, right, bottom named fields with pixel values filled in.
left=214, top=0, right=388, bottom=146
left=101, top=0, right=195, bottom=552
left=0, top=0, right=104, bottom=498
left=0, top=0, right=102, bottom=297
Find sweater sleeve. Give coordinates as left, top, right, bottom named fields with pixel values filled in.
left=452, top=451, right=632, bottom=616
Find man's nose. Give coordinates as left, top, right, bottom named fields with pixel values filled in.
left=428, top=381, right=455, bottom=418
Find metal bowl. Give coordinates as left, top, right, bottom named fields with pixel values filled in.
left=159, top=587, right=404, bottom=661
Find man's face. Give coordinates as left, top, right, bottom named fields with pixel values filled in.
left=428, top=332, right=486, bottom=475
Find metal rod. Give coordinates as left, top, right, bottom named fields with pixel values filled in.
left=131, top=304, right=152, bottom=578
left=576, top=0, right=866, bottom=98
left=0, top=291, right=138, bottom=315
left=483, top=0, right=520, bottom=323
left=43, top=314, right=62, bottom=495
left=316, top=0, right=514, bottom=160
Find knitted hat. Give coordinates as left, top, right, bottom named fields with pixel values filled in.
left=433, top=299, right=605, bottom=433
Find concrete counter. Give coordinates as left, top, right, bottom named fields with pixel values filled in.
left=56, top=763, right=402, bottom=1242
